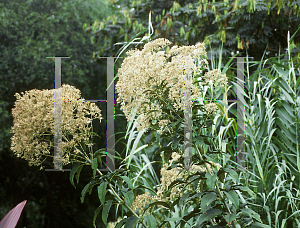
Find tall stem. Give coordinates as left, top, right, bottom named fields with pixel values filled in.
left=84, top=156, right=148, bottom=227
left=194, top=144, right=238, bottom=228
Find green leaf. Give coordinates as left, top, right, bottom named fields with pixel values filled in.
left=94, top=148, right=106, bottom=157
left=227, top=168, right=239, bottom=183
left=70, top=163, right=84, bottom=188
left=125, top=216, right=140, bottom=228
left=252, top=222, right=272, bottom=228
left=81, top=180, right=97, bottom=203
left=82, top=23, right=87, bottom=31
left=224, top=212, right=236, bottom=225
left=98, top=182, right=108, bottom=205
left=120, top=175, right=134, bottom=190
left=239, top=208, right=262, bottom=223
left=122, top=190, right=134, bottom=206
left=276, top=77, right=295, bottom=103
left=289, top=26, right=300, bottom=42
left=165, top=217, right=182, bottom=222
left=205, top=172, right=217, bottom=190
left=224, top=190, right=239, bottom=209
left=180, top=207, right=202, bottom=226
left=198, top=209, right=222, bottom=224
left=102, top=200, right=113, bottom=226
left=185, top=31, right=190, bottom=40
left=132, top=184, right=157, bottom=196
left=200, top=192, right=217, bottom=212
left=217, top=168, right=226, bottom=183
left=234, top=185, right=255, bottom=197
left=91, top=157, right=98, bottom=178
left=180, top=26, right=185, bottom=36
left=143, top=200, right=174, bottom=212
left=94, top=148, right=106, bottom=167
left=144, top=214, right=157, bottom=228
left=168, top=178, right=187, bottom=190
left=276, top=106, right=294, bottom=128
left=93, top=205, right=103, bottom=228
left=178, top=192, right=191, bottom=206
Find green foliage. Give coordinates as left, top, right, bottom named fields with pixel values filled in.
left=87, top=0, right=300, bottom=74
left=0, top=0, right=112, bottom=153
left=70, top=163, right=85, bottom=188
left=144, top=214, right=157, bottom=228
left=102, top=199, right=113, bottom=226
left=98, top=182, right=108, bottom=205
left=81, top=179, right=99, bottom=203
left=0, top=0, right=128, bottom=227
left=71, top=38, right=278, bottom=228
left=238, top=37, right=300, bottom=226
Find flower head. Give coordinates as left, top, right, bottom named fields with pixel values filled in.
left=130, top=191, right=155, bottom=215
left=204, top=102, right=221, bottom=115
left=10, top=84, right=103, bottom=169
left=130, top=150, right=222, bottom=218
left=116, top=38, right=208, bottom=133
left=203, top=69, right=228, bottom=88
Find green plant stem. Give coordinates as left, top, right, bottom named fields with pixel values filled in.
left=70, top=131, right=148, bottom=226
left=194, top=144, right=238, bottom=228
left=84, top=156, right=148, bottom=227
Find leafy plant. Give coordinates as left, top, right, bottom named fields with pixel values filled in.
left=87, top=0, right=300, bottom=71
left=9, top=8, right=300, bottom=227
left=234, top=28, right=300, bottom=227
left=81, top=28, right=270, bottom=226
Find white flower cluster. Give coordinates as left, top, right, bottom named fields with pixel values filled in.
left=130, top=152, right=222, bottom=216
left=115, top=38, right=208, bottom=133
left=107, top=217, right=122, bottom=228
left=10, top=84, right=103, bottom=169
left=204, top=103, right=221, bottom=115
left=203, top=68, right=228, bottom=88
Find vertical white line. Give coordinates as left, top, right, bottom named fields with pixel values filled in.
left=45, top=57, right=70, bottom=171
left=237, top=57, right=245, bottom=168
left=106, top=57, right=115, bottom=172
left=54, top=58, right=62, bottom=170
left=184, top=56, right=193, bottom=171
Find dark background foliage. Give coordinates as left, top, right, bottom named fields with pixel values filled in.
left=1, top=0, right=300, bottom=227
left=0, top=0, right=127, bottom=227
left=89, top=0, right=300, bottom=75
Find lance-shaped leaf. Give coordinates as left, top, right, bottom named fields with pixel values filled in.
left=0, top=200, right=27, bottom=228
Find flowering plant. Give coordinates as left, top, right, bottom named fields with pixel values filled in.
left=10, top=38, right=270, bottom=227
left=104, top=38, right=268, bottom=227
left=10, top=84, right=103, bottom=169
left=115, top=38, right=227, bottom=135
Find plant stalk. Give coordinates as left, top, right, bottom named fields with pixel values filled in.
left=194, top=144, right=238, bottom=228
left=84, top=157, right=148, bottom=227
